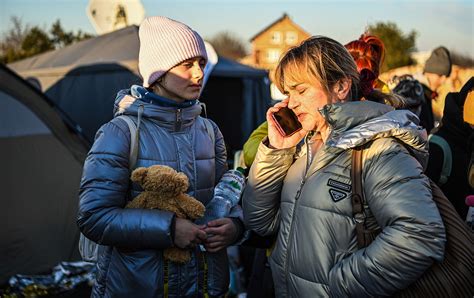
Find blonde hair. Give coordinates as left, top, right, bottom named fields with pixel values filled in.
left=275, top=36, right=360, bottom=100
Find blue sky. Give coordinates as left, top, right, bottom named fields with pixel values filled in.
left=1, top=0, right=473, bottom=56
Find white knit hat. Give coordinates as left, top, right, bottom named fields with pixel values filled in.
left=138, top=16, right=207, bottom=87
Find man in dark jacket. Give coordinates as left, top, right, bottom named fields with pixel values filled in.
left=418, top=46, right=452, bottom=133
left=426, top=77, right=474, bottom=219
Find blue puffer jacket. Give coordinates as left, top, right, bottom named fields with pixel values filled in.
left=78, top=86, right=236, bottom=297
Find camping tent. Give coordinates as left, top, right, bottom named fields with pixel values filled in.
left=0, top=64, right=89, bottom=285
left=9, top=25, right=271, bottom=159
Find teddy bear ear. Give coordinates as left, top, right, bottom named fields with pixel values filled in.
left=131, top=167, right=147, bottom=185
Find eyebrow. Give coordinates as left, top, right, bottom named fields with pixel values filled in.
left=288, top=83, right=303, bottom=89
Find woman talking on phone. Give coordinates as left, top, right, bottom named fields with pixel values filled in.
left=241, top=36, right=445, bottom=297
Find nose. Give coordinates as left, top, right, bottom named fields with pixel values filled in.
left=287, top=96, right=298, bottom=110
left=192, top=63, right=204, bottom=80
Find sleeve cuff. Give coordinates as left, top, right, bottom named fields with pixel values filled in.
left=229, top=217, right=246, bottom=245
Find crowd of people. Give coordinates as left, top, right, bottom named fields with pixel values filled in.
left=77, top=15, right=473, bottom=297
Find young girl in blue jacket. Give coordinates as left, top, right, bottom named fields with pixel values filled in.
left=78, top=16, right=243, bottom=297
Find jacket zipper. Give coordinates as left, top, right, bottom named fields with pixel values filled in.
left=285, top=132, right=314, bottom=294
left=174, top=109, right=182, bottom=172
left=175, top=109, right=182, bottom=132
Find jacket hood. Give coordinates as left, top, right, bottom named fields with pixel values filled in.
left=323, top=100, right=428, bottom=165
left=438, top=77, right=474, bottom=140
left=113, top=86, right=203, bottom=131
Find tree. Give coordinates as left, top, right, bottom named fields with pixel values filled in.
left=0, top=16, right=29, bottom=63
left=22, top=26, right=54, bottom=57
left=50, top=20, right=74, bottom=48
left=0, top=17, right=94, bottom=63
left=208, top=31, right=248, bottom=61
left=50, top=20, right=93, bottom=49
left=367, top=22, right=417, bottom=72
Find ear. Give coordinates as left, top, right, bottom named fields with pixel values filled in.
left=131, top=167, right=147, bottom=185
left=333, top=78, right=352, bottom=101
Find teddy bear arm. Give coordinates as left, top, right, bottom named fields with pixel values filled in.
left=176, top=194, right=206, bottom=219
left=125, top=194, right=148, bottom=209
left=149, top=199, right=186, bottom=218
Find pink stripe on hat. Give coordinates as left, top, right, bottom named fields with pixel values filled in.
left=138, top=16, right=207, bottom=88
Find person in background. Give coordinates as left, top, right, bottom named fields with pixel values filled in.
left=390, top=74, right=426, bottom=117
left=426, top=77, right=474, bottom=219
left=78, top=16, right=244, bottom=297
left=242, top=36, right=445, bottom=297
left=344, top=33, right=390, bottom=94
left=415, top=46, right=452, bottom=133
left=243, top=34, right=391, bottom=168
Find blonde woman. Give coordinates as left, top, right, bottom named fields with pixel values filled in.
left=242, top=36, right=445, bottom=297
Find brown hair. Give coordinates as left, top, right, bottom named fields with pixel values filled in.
left=275, top=35, right=401, bottom=104
left=275, top=36, right=360, bottom=101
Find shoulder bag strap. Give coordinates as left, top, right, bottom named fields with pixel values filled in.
left=351, top=146, right=366, bottom=249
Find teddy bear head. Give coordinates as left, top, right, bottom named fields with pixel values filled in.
left=131, top=165, right=189, bottom=197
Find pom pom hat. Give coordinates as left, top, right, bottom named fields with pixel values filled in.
left=138, top=16, right=208, bottom=88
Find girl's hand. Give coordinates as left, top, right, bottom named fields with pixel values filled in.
left=266, top=98, right=307, bottom=149
left=202, top=218, right=238, bottom=252
left=173, top=218, right=207, bottom=249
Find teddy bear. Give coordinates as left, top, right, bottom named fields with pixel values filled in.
left=125, top=165, right=206, bottom=263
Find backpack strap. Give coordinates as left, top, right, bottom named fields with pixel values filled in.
left=116, top=104, right=144, bottom=170
left=203, top=117, right=215, bottom=145
left=428, top=134, right=452, bottom=185
left=79, top=106, right=144, bottom=263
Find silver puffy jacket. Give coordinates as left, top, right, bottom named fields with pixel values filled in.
left=243, top=101, right=446, bottom=297
left=78, top=88, right=239, bottom=297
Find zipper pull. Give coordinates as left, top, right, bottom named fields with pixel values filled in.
left=295, top=180, right=305, bottom=200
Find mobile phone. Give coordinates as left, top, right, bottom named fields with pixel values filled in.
left=271, top=107, right=302, bottom=137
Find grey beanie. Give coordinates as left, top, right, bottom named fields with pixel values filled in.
left=423, top=46, right=452, bottom=76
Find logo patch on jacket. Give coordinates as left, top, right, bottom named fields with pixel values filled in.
left=329, top=189, right=347, bottom=202
left=327, top=179, right=351, bottom=202
left=327, top=179, right=351, bottom=192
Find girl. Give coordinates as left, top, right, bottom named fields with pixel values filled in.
left=78, top=16, right=243, bottom=297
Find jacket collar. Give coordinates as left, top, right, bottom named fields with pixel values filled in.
left=113, top=86, right=202, bottom=131
left=305, top=100, right=429, bottom=176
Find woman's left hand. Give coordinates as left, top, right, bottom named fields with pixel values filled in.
left=202, top=218, right=238, bottom=252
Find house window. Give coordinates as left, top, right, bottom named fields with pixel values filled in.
left=266, top=49, right=281, bottom=63
left=286, top=31, right=297, bottom=45
left=271, top=31, right=282, bottom=44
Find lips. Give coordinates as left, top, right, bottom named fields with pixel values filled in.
left=189, top=84, right=202, bottom=89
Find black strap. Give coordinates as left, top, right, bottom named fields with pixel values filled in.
left=351, top=147, right=367, bottom=249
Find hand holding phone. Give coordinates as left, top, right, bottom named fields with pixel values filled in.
left=271, top=107, right=302, bottom=137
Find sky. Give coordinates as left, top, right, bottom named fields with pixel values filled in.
left=1, top=0, right=473, bottom=57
